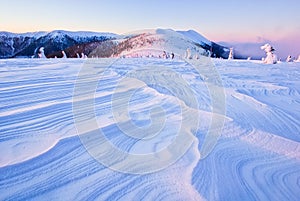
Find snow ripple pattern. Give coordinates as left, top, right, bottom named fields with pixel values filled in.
left=0, top=58, right=299, bottom=200
left=192, top=60, right=300, bottom=201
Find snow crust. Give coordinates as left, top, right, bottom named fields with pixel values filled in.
left=0, top=58, right=299, bottom=200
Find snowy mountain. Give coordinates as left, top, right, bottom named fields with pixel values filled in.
left=177, top=30, right=211, bottom=46
left=0, top=29, right=229, bottom=59
left=0, top=30, right=117, bottom=58
left=88, top=29, right=211, bottom=58
left=66, top=29, right=229, bottom=59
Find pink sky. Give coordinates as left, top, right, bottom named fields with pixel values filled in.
left=0, top=0, right=299, bottom=58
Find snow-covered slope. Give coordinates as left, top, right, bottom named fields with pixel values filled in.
left=0, top=58, right=299, bottom=200
left=113, top=29, right=229, bottom=58
left=0, top=29, right=229, bottom=59
left=0, top=30, right=117, bottom=58
left=176, top=30, right=229, bottom=58
left=87, top=29, right=229, bottom=59
left=177, top=30, right=211, bottom=46
left=0, top=31, right=48, bottom=38
left=46, top=30, right=117, bottom=39
left=0, top=30, right=117, bottom=41
left=107, top=29, right=208, bottom=58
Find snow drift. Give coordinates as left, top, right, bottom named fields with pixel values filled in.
left=0, top=57, right=299, bottom=200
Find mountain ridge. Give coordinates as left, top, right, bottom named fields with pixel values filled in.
left=0, top=29, right=229, bottom=59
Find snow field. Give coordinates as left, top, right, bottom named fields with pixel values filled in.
left=0, top=58, right=299, bottom=200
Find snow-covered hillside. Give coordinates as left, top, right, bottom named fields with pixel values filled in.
left=0, top=30, right=117, bottom=58
left=0, top=31, right=48, bottom=39
left=69, top=29, right=229, bottom=59
left=106, top=29, right=209, bottom=58
left=177, top=30, right=212, bottom=46
left=0, top=58, right=299, bottom=200
left=0, top=29, right=229, bottom=59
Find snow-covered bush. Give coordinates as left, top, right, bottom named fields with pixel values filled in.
left=38, top=47, right=46, bottom=58
left=260, top=43, right=277, bottom=64
left=228, top=48, right=234, bottom=60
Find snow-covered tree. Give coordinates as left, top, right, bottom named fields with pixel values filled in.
left=81, top=53, right=87, bottom=59
left=228, top=48, right=234, bottom=60
left=286, top=55, right=292, bottom=62
left=62, top=51, right=67, bottom=58
left=162, top=51, right=167, bottom=59
left=260, top=43, right=277, bottom=64
left=170, top=52, right=175, bottom=59
left=185, top=48, right=192, bottom=59
left=38, top=47, right=46, bottom=58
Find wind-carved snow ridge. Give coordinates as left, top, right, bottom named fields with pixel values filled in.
left=192, top=59, right=300, bottom=201
left=72, top=56, right=225, bottom=176
left=0, top=58, right=300, bottom=200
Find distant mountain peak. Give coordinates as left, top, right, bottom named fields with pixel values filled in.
left=177, top=30, right=212, bottom=46
left=0, top=29, right=229, bottom=59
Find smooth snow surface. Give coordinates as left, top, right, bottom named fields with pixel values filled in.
left=177, top=30, right=212, bottom=46
left=0, top=58, right=299, bottom=200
